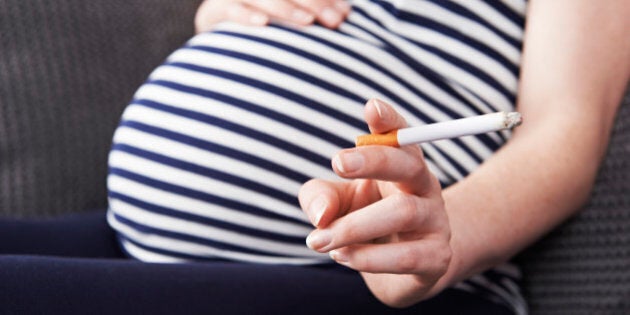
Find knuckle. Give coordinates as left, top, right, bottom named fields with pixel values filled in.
left=391, top=194, right=420, bottom=227
left=294, top=0, right=326, bottom=10
left=437, top=246, right=452, bottom=273
left=409, top=156, right=426, bottom=177
left=395, top=247, right=421, bottom=273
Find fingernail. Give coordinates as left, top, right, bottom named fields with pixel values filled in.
left=306, top=229, right=332, bottom=251
left=329, top=249, right=348, bottom=263
left=372, top=99, right=388, bottom=120
left=320, top=7, right=341, bottom=26
left=309, top=196, right=327, bottom=227
left=249, top=13, right=268, bottom=25
left=333, top=151, right=364, bottom=173
left=334, top=0, right=351, bottom=13
left=291, top=9, right=315, bottom=23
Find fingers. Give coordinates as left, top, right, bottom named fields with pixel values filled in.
left=292, top=0, right=351, bottom=28
left=299, top=178, right=381, bottom=228
left=365, top=98, right=409, bottom=134
left=195, top=0, right=351, bottom=33
left=306, top=193, right=447, bottom=252
left=240, top=0, right=316, bottom=25
left=195, top=0, right=269, bottom=33
left=333, top=98, right=441, bottom=196
left=329, top=241, right=452, bottom=275
left=332, top=145, right=440, bottom=196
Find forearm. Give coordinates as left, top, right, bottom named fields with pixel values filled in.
left=442, top=107, right=613, bottom=285
left=440, top=0, right=630, bottom=287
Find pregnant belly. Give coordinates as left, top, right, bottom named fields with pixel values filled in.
left=106, top=24, right=384, bottom=263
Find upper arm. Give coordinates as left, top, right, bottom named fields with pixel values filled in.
left=515, top=0, right=630, bottom=147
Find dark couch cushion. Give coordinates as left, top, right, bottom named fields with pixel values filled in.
left=518, top=88, right=630, bottom=314
left=0, top=0, right=201, bottom=217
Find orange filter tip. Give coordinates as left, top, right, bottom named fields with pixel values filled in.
left=355, top=130, right=399, bottom=147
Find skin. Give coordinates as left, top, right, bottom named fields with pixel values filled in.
left=195, top=0, right=630, bottom=308
left=194, top=0, right=350, bottom=32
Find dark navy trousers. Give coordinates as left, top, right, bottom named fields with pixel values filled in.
left=0, top=210, right=512, bottom=314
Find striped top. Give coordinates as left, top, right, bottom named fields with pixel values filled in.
left=107, top=0, right=528, bottom=313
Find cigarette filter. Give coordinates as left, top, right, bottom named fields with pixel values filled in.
left=356, top=112, right=522, bottom=147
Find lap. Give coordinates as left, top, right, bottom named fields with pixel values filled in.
left=0, top=210, right=123, bottom=258
left=0, top=255, right=512, bottom=315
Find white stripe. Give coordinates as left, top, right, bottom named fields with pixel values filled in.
left=501, top=278, right=528, bottom=315
left=118, top=104, right=335, bottom=181
left=112, top=126, right=302, bottom=196
left=335, top=21, right=384, bottom=46
left=451, top=0, right=524, bottom=40
left=215, top=19, right=506, bottom=160
left=120, top=240, right=185, bottom=263
left=109, top=150, right=304, bottom=222
left=149, top=63, right=362, bottom=147
left=336, top=20, right=498, bottom=120
left=350, top=7, right=513, bottom=112
left=499, top=0, right=528, bottom=18
left=107, top=175, right=311, bottom=235
left=109, top=210, right=327, bottom=264
left=134, top=80, right=364, bottom=148
left=133, top=83, right=347, bottom=163
left=195, top=27, right=486, bottom=137
left=109, top=198, right=322, bottom=258
left=189, top=31, right=367, bottom=119
left=204, top=25, right=494, bottom=171
left=202, top=27, right=444, bottom=126
left=467, top=274, right=522, bottom=311
left=370, top=6, right=518, bottom=93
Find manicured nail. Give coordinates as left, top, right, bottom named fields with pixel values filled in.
left=249, top=12, right=268, bottom=25
left=320, top=7, right=341, bottom=26
left=373, top=99, right=388, bottom=120
left=291, top=9, right=315, bottom=23
left=333, top=151, right=364, bottom=173
left=329, top=249, right=348, bottom=263
left=306, top=229, right=332, bottom=251
left=309, top=196, right=327, bottom=227
left=334, top=0, right=351, bottom=13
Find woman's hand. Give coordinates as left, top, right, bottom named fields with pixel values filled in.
left=299, top=99, right=453, bottom=307
left=195, top=0, right=351, bottom=33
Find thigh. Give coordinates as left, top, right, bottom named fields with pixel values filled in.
left=0, top=256, right=513, bottom=315
left=0, top=210, right=123, bottom=258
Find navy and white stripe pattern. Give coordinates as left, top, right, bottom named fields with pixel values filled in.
left=107, top=0, right=527, bottom=313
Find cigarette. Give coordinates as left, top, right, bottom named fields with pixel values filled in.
left=356, top=112, right=522, bottom=147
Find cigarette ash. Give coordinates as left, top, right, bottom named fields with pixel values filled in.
left=504, top=112, right=523, bottom=129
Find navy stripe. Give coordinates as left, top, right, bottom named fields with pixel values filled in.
left=112, top=143, right=298, bottom=206
left=428, top=0, right=523, bottom=49
left=344, top=12, right=511, bottom=122
left=271, top=23, right=488, bottom=118
left=151, top=69, right=357, bottom=149
left=110, top=191, right=307, bottom=244
left=185, top=45, right=364, bottom=104
left=117, top=235, right=219, bottom=262
left=109, top=167, right=311, bottom=226
left=376, top=0, right=520, bottom=75
left=130, top=96, right=333, bottom=168
left=481, top=0, right=526, bottom=27
left=212, top=30, right=442, bottom=125
left=112, top=212, right=301, bottom=258
left=116, top=120, right=311, bottom=184
left=428, top=143, right=468, bottom=179
left=351, top=6, right=516, bottom=104
left=164, top=61, right=363, bottom=147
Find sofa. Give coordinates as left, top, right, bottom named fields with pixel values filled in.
left=1, top=1, right=628, bottom=314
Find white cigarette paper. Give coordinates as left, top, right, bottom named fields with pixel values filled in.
left=355, top=112, right=522, bottom=147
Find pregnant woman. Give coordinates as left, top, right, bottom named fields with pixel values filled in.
left=109, top=0, right=530, bottom=312
left=1, top=1, right=628, bottom=314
